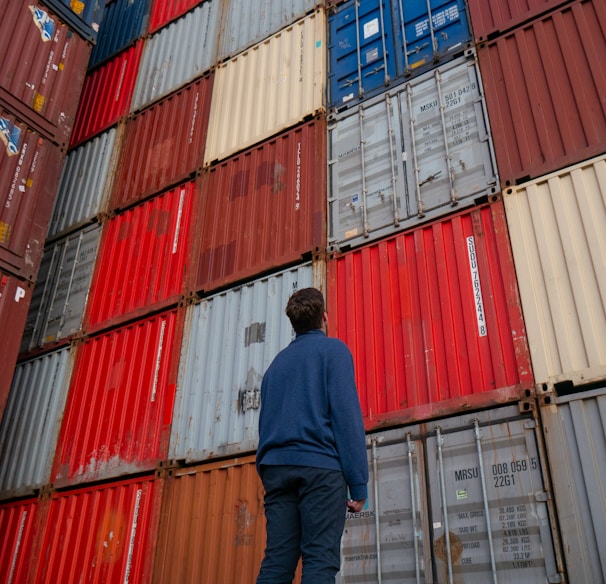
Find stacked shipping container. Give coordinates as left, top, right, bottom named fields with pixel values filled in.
left=1, top=0, right=605, bottom=582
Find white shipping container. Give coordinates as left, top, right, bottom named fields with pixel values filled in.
left=503, top=154, right=606, bottom=390
left=47, top=128, right=119, bottom=239
left=0, top=347, right=74, bottom=500
left=169, top=263, right=313, bottom=463
left=328, top=50, right=498, bottom=250
left=131, top=0, right=221, bottom=112
left=204, top=9, right=326, bottom=165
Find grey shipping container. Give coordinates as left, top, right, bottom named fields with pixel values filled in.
left=47, top=127, right=119, bottom=239
left=169, top=262, right=314, bottom=463
left=0, top=346, right=74, bottom=500
left=20, top=223, right=102, bottom=353
left=339, top=403, right=564, bottom=583
left=328, top=50, right=498, bottom=251
left=131, top=0, right=221, bottom=112
left=539, top=387, right=606, bottom=584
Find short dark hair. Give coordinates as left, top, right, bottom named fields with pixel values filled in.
left=285, top=288, right=325, bottom=333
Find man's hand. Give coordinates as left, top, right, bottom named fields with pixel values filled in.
left=347, top=499, right=366, bottom=513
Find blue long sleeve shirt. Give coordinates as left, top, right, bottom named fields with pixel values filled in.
left=256, top=329, right=368, bottom=501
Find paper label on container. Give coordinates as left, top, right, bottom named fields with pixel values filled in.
left=466, top=236, right=487, bottom=337
left=363, top=18, right=379, bottom=39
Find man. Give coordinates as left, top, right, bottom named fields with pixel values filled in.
left=256, top=287, right=368, bottom=584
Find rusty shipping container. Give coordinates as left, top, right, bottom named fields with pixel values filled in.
left=69, top=41, right=143, bottom=148
left=152, top=456, right=268, bottom=584
left=477, top=0, right=606, bottom=187
left=194, top=118, right=326, bottom=295
left=0, top=107, right=64, bottom=281
left=0, top=498, right=39, bottom=584
left=0, top=0, right=92, bottom=148
left=111, top=74, right=213, bottom=210
left=29, top=475, right=160, bottom=584
left=503, top=154, right=606, bottom=391
left=50, top=308, right=184, bottom=487
left=85, top=181, right=197, bottom=334
left=0, top=270, right=33, bottom=424
left=326, top=200, right=534, bottom=429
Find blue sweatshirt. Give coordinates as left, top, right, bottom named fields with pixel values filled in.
left=256, top=329, right=368, bottom=501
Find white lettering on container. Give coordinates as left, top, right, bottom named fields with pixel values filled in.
left=7, top=510, right=27, bottom=584
left=466, top=236, right=487, bottom=336
left=151, top=319, right=166, bottom=402
left=124, top=488, right=142, bottom=584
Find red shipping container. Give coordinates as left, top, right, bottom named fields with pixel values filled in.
left=85, top=180, right=197, bottom=333
left=477, top=0, right=606, bottom=187
left=110, top=73, right=214, bottom=210
left=148, top=0, right=205, bottom=33
left=0, top=498, right=39, bottom=584
left=326, top=199, right=534, bottom=430
left=0, top=0, right=91, bottom=147
left=193, top=117, right=326, bottom=294
left=0, top=270, right=33, bottom=423
left=51, top=309, right=184, bottom=487
left=30, top=475, right=160, bottom=584
left=467, top=0, right=571, bottom=41
left=69, top=41, right=143, bottom=148
left=0, top=107, right=64, bottom=281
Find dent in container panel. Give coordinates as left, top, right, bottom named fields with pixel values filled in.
left=85, top=181, right=197, bottom=334
left=194, top=118, right=326, bottom=295
left=0, top=498, right=39, bottom=584
left=51, top=308, right=184, bottom=487
left=39, top=0, right=104, bottom=42
left=0, top=1, right=92, bottom=148
left=503, top=154, right=606, bottom=390
left=131, top=0, right=220, bottom=112
left=0, top=346, right=73, bottom=500
left=69, top=41, right=143, bottom=148
left=328, top=51, right=498, bottom=251
left=477, top=0, right=606, bottom=187
left=111, top=73, right=213, bottom=209
left=170, top=263, right=313, bottom=464
left=0, top=107, right=64, bottom=282
left=31, top=475, right=160, bottom=584
left=326, top=201, right=534, bottom=430
left=20, top=223, right=101, bottom=353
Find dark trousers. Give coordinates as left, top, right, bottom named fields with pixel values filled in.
left=257, top=465, right=348, bottom=584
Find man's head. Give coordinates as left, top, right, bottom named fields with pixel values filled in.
left=285, top=287, right=326, bottom=333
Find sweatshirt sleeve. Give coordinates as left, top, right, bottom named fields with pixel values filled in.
left=328, top=341, right=369, bottom=501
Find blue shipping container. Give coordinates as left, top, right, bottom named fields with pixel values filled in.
left=328, top=0, right=471, bottom=110
left=88, top=0, right=151, bottom=68
left=40, top=0, right=105, bottom=42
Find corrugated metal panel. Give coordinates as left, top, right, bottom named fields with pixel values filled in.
left=148, top=0, right=203, bottom=33
left=540, top=387, right=606, bottom=584
left=0, top=347, right=74, bottom=500
left=131, top=0, right=220, bottom=112
left=111, top=74, right=213, bottom=209
left=339, top=404, right=562, bottom=583
left=89, top=0, right=150, bottom=68
left=47, top=126, right=119, bottom=239
left=326, top=201, right=534, bottom=429
left=20, top=223, right=101, bottom=353
left=152, top=456, right=267, bottom=584
left=69, top=41, right=143, bottom=148
left=0, top=270, right=33, bottom=441
left=0, top=107, right=64, bottom=281
left=0, top=498, right=39, bottom=584
left=477, top=0, right=606, bottom=187
left=218, top=0, right=320, bottom=61
left=194, top=118, right=326, bottom=295
left=0, top=1, right=92, bottom=148
left=328, top=51, right=498, bottom=251
left=204, top=9, right=326, bottom=165
left=328, top=0, right=472, bottom=110
left=468, top=0, right=571, bottom=41
left=85, top=181, right=197, bottom=333
left=503, top=154, right=606, bottom=390
left=170, top=262, right=313, bottom=463
left=39, top=0, right=105, bottom=42
left=31, top=475, right=160, bottom=584
left=51, top=308, right=184, bottom=487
